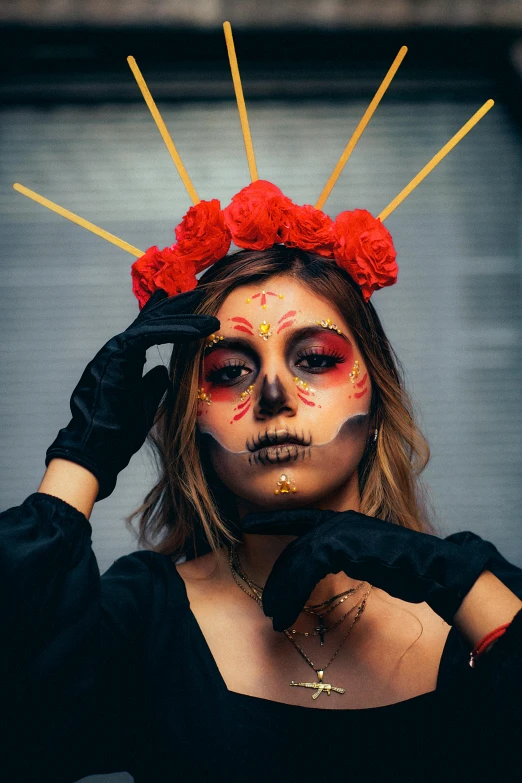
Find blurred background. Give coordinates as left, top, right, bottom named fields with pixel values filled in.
left=1, top=3, right=522, bottom=779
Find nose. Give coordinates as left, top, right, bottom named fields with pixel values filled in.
left=254, top=374, right=295, bottom=420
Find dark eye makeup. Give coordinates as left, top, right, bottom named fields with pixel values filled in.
left=204, top=347, right=347, bottom=387
left=294, top=346, right=347, bottom=374
left=205, top=358, right=252, bottom=385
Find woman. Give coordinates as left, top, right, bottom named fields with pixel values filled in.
left=2, top=245, right=522, bottom=783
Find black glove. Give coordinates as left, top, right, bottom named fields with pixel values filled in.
left=241, top=509, right=494, bottom=630
left=45, top=288, right=218, bottom=501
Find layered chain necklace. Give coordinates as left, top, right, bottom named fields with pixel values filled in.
left=229, top=544, right=372, bottom=700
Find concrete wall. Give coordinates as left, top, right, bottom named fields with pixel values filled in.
left=1, top=0, right=522, bottom=28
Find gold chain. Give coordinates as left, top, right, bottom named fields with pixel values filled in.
left=284, top=587, right=372, bottom=673
left=230, top=544, right=364, bottom=612
left=228, top=544, right=372, bottom=666
left=229, top=544, right=366, bottom=638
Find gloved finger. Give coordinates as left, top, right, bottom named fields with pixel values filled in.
left=141, top=286, right=207, bottom=317
left=262, top=537, right=332, bottom=632
left=141, top=364, right=169, bottom=431
left=140, top=287, right=169, bottom=313
left=131, top=314, right=220, bottom=348
left=241, top=509, right=328, bottom=537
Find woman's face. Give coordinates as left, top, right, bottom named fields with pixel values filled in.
left=197, top=274, right=372, bottom=510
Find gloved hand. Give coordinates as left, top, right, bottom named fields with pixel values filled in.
left=241, top=509, right=495, bottom=630
left=45, top=288, right=218, bottom=501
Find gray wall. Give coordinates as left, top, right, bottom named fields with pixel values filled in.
left=1, top=94, right=521, bottom=781
left=2, top=0, right=522, bottom=27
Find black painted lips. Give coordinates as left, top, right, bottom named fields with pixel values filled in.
left=247, top=430, right=312, bottom=465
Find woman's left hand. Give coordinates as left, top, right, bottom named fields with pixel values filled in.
left=241, top=509, right=495, bottom=632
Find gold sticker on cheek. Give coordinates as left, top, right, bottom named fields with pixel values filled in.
left=349, top=360, right=360, bottom=384
left=197, top=388, right=212, bottom=405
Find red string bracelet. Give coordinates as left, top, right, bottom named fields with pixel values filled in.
left=469, top=622, right=511, bottom=668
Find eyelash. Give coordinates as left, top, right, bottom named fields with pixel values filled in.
left=205, top=347, right=346, bottom=385
left=295, top=347, right=346, bottom=373
left=205, top=359, right=251, bottom=385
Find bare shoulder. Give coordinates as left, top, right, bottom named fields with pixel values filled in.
left=175, top=547, right=227, bottom=583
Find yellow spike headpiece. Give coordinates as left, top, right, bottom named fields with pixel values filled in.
left=13, top=22, right=494, bottom=308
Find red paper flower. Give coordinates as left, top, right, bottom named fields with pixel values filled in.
left=131, top=246, right=166, bottom=310
left=224, top=180, right=293, bottom=250
left=283, top=203, right=334, bottom=258
left=333, top=209, right=398, bottom=301
left=175, top=199, right=231, bottom=273
left=153, top=246, right=198, bottom=297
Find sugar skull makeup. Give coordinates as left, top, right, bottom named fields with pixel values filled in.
left=197, top=275, right=372, bottom=508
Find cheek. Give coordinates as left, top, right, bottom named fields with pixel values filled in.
left=313, top=369, right=370, bottom=409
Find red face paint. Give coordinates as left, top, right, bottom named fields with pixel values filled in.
left=277, top=310, right=297, bottom=335
left=298, top=393, right=316, bottom=407
left=354, top=387, right=368, bottom=399
left=296, top=332, right=354, bottom=388
left=230, top=316, right=254, bottom=336
left=249, top=290, right=282, bottom=308
left=355, top=372, right=368, bottom=389
left=232, top=399, right=251, bottom=421
left=278, top=310, right=297, bottom=323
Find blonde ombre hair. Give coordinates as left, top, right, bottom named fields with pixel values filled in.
left=127, top=247, right=436, bottom=559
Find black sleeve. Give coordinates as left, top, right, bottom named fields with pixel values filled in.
left=440, top=530, right=522, bottom=756
left=0, top=492, right=153, bottom=783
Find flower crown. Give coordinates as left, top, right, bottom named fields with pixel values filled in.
left=131, top=181, right=398, bottom=308
left=12, top=22, right=494, bottom=310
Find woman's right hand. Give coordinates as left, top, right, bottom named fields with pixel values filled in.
left=45, top=288, right=218, bottom=501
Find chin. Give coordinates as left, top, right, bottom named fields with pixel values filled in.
left=229, top=469, right=357, bottom=510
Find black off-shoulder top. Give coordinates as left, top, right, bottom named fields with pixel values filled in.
left=1, top=492, right=521, bottom=783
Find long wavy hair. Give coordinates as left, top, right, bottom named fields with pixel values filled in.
left=127, top=247, right=435, bottom=560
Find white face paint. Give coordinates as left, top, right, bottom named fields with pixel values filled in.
left=197, top=276, right=372, bottom=510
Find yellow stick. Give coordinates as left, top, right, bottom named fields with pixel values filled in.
left=127, top=56, right=200, bottom=205
left=13, top=183, right=144, bottom=257
left=378, top=99, right=494, bottom=222
left=315, top=46, right=408, bottom=211
left=223, top=21, right=259, bottom=182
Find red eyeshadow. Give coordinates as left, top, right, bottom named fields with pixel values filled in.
left=206, top=385, right=237, bottom=403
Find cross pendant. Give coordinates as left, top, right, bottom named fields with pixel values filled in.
left=315, top=618, right=327, bottom=645
left=290, top=669, right=345, bottom=700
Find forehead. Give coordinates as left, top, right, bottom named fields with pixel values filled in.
left=216, top=275, right=346, bottom=325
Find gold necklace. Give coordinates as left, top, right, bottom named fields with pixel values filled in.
left=228, top=545, right=373, bottom=700
left=230, top=544, right=365, bottom=643
left=230, top=545, right=363, bottom=610
left=285, top=587, right=371, bottom=699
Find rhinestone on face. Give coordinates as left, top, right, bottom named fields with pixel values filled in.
left=258, top=320, right=272, bottom=339
left=205, top=333, right=225, bottom=350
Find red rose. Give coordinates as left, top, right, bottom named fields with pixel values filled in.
left=175, top=199, right=231, bottom=273
left=283, top=203, right=334, bottom=257
left=224, top=180, right=293, bottom=250
left=333, top=209, right=398, bottom=302
left=131, top=245, right=166, bottom=309
left=153, top=246, right=198, bottom=297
